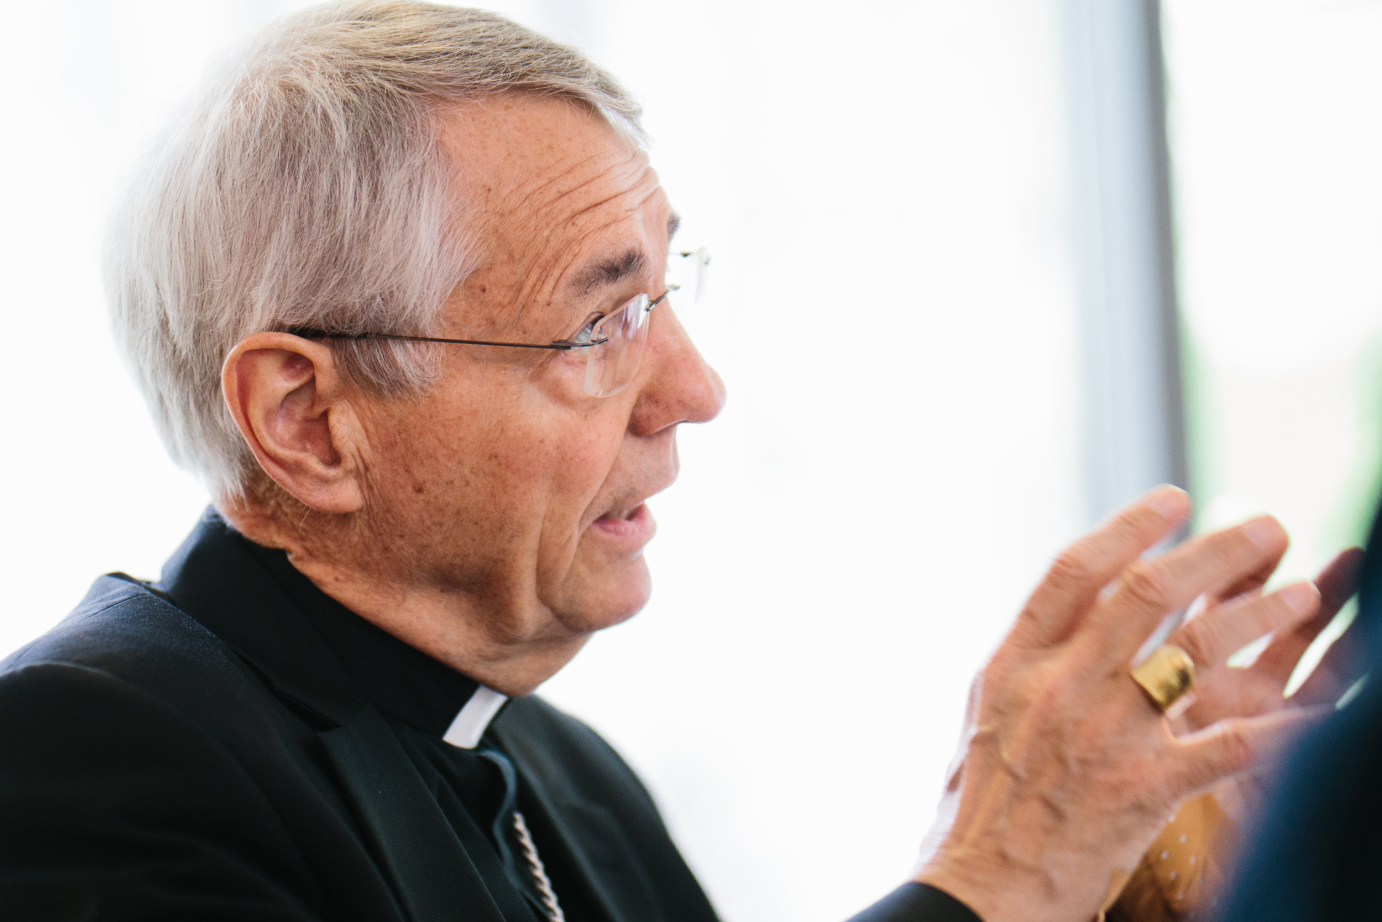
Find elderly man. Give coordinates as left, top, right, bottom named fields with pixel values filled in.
left=0, top=3, right=1363, bottom=922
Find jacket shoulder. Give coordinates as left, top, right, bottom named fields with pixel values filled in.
left=2, top=574, right=255, bottom=707
left=0, top=657, right=334, bottom=920
left=0, top=574, right=312, bottom=774
left=0, top=578, right=379, bottom=921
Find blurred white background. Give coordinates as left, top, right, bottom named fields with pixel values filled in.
left=7, top=1, right=1376, bottom=920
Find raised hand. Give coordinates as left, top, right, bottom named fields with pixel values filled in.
left=914, top=487, right=1335, bottom=922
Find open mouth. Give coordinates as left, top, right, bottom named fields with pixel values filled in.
left=590, top=502, right=655, bottom=545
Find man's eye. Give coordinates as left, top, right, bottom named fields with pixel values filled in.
left=570, top=313, right=604, bottom=344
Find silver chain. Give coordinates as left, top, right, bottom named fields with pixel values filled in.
left=512, top=810, right=565, bottom=922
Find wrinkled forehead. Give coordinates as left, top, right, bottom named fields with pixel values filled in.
left=438, top=94, right=669, bottom=295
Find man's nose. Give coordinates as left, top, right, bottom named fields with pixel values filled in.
left=627, top=305, right=726, bottom=436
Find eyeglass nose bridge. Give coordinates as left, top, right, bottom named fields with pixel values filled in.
left=667, top=247, right=710, bottom=306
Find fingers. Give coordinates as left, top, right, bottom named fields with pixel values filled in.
left=1171, top=705, right=1330, bottom=794
left=1180, top=668, right=1293, bottom=724
left=1206, top=546, right=1287, bottom=608
left=1292, top=622, right=1368, bottom=706
left=1316, top=547, right=1366, bottom=613
left=1173, top=581, right=1319, bottom=674
left=1252, top=608, right=1333, bottom=687
left=1250, top=547, right=1365, bottom=686
left=1086, top=515, right=1290, bottom=663
left=1014, top=485, right=1190, bottom=647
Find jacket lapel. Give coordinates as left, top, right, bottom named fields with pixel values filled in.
left=321, top=706, right=511, bottom=922
left=160, top=512, right=527, bottom=922
left=494, top=725, right=664, bottom=922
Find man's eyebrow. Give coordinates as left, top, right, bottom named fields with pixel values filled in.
left=572, top=248, right=647, bottom=295
left=667, top=212, right=681, bottom=242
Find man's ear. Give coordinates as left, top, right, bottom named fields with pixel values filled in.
left=222, top=332, right=366, bottom=514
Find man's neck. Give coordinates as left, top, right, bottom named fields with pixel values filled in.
left=217, top=500, right=588, bottom=697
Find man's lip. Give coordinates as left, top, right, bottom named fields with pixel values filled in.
left=589, top=502, right=656, bottom=546
left=594, top=475, right=675, bottom=527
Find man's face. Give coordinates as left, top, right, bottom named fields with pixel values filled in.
left=351, top=94, right=724, bottom=654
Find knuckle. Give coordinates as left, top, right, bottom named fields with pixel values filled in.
left=1046, top=548, right=1095, bottom=593
left=1217, top=724, right=1255, bottom=773
left=1174, top=622, right=1216, bottom=668
left=1121, top=561, right=1172, bottom=611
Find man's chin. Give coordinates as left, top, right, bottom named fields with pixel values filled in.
left=551, top=556, right=652, bottom=634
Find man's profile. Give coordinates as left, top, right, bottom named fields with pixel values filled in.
left=0, top=4, right=1364, bottom=922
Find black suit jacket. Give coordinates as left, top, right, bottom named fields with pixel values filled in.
left=0, top=515, right=972, bottom=922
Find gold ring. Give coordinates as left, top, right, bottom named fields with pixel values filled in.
left=1131, top=644, right=1196, bottom=712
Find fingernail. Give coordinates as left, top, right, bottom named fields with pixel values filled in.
left=1242, top=515, right=1284, bottom=549
left=1279, top=581, right=1319, bottom=615
left=1148, top=485, right=1189, bottom=519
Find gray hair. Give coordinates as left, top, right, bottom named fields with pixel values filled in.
left=105, top=0, right=643, bottom=500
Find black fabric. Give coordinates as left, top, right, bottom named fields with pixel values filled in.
left=316, top=706, right=513, bottom=922
left=0, top=511, right=976, bottom=921
left=1218, top=493, right=1382, bottom=922
left=847, top=884, right=980, bottom=922
left=200, top=527, right=547, bottom=918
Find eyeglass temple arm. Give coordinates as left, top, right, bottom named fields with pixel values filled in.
left=283, top=286, right=676, bottom=350
left=286, top=329, right=604, bottom=350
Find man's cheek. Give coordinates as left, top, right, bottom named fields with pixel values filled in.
left=565, top=438, right=628, bottom=500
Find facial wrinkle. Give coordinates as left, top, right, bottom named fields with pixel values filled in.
left=499, top=149, right=655, bottom=256
left=480, top=195, right=655, bottom=335
left=503, top=144, right=641, bottom=218
left=513, top=171, right=666, bottom=304
left=508, top=205, right=662, bottom=334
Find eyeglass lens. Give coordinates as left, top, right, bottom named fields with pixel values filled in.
left=585, top=293, right=652, bottom=397
left=581, top=248, right=710, bottom=398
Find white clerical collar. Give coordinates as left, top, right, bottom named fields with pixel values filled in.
left=442, top=685, right=508, bottom=749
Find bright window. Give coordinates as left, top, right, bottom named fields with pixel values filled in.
left=1163, top=0, right=1382, bottom=653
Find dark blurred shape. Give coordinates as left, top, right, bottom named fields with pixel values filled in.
left=1218, top=497, right=1382, bottom=921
